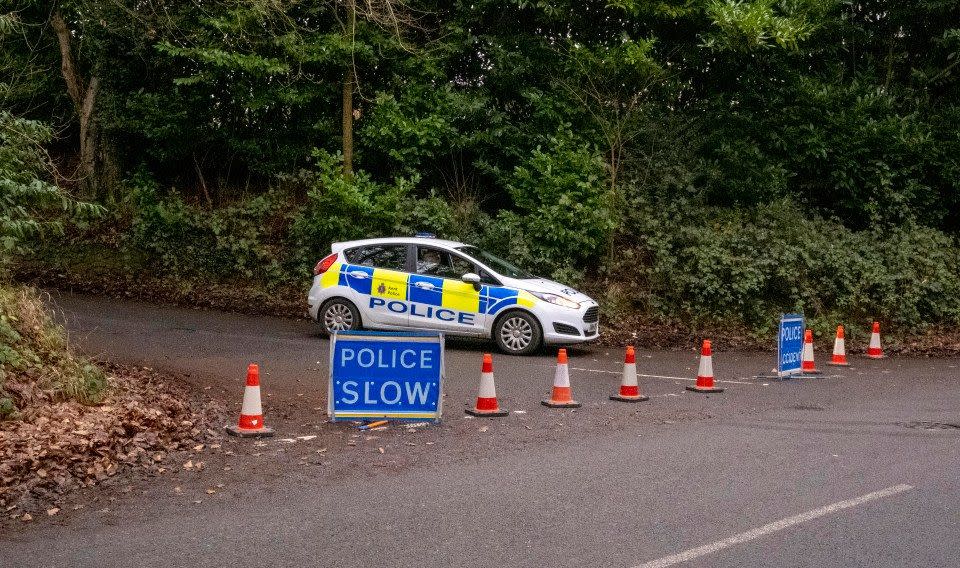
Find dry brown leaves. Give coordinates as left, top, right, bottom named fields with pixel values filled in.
left=0, top=365, right=219, bottom=517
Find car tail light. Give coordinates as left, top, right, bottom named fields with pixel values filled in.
left=313, top=253, right=338, bottom=275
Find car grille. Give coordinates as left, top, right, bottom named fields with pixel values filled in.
left=583, top=306, right=599, bottom=323
left=553, top=323, right=580, bottom=336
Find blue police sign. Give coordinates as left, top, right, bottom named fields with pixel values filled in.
left=778, top=314, right=805, bottom=377
left=328, top=331, right=443, bottom=422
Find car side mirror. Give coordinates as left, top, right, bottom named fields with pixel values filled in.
left=461, top=272, right=482, bottom=291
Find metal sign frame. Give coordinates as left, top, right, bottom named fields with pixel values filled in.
left=328, top=330, right=444, bottom=422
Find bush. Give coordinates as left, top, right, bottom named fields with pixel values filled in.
left=490, top=132, right=615, bottom=283
left=1, top=112, right=102, bottom=270
left=124, top=152, right=486, bottom=284
left=128, top=177, right=290, bottom=282
left=609, top=199, right=960, bottom=336
left=289, top=150, right=482, bottom=270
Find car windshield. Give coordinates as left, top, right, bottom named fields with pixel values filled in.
left=456, top=245, right=534, bottom=280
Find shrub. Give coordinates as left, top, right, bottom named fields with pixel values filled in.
left=493, top=132, right=616, bottom=282
left=128, top=177, right=289, bottom=282
left=610, top=199, right=960, bottom=336
left=1, top=112, right=102, bottom=269
left=288, top=150, right=479, bottom=271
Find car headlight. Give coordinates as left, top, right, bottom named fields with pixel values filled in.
left=528, top=291, right=581, bottom=309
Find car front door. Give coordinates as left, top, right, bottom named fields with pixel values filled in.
left=408, top=246, right=486, bottom=335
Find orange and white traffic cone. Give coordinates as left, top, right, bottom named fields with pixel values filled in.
left=542, top=348, right=581, bottom=408
left=466, top=354, right=509, bottom=417
left=225, top=363, right=275, bottom=437
left=828, top=325, right=851, bottom=366
left=867, top=321, right=884, bottom=359
left=686, top=340, right=724, bottom=393
left=799, top=329, right=822, bottom=375
left=610, top=346, right=649, bottom=402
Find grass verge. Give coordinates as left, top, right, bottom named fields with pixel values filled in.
left=0, top=284, right=221, bottom=521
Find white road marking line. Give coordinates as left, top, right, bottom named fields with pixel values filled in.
left=630, top=483, right=914, bottom=568
left=571, top=367, right=754, bottom=385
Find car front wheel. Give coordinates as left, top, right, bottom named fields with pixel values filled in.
left=319, top=298, right=361, bottom=336
left=493, top=310, right=542, bottom=355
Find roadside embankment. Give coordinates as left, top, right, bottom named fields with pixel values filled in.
left=0, top=285, right=223, bottom=521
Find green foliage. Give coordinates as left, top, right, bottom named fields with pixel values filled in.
left=124, top=151, right=484, bottom=282
left=128, top=178, right=289, bottom=281
left=611, top=200, right=960, bottom=335
left=5, top=0, right=960, bottom=340
left=492, top=133, right=616, bottom=282
left=703, top=0, right=834, bottom=52
left=290, top=150, right=479, bottom=270
left=0, top=285, right=107, bottom=419
left=0, top=113, right=103, bottom=257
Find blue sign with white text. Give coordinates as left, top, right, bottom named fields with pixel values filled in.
left=328, top=331, right=443, bottom=422
left=778, top=314, right=805, bottom=376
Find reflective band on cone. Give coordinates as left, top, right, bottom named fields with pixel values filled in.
left=828, top=325, right=851, bottom=366
left=226, top=363, right=275, bottom=438
left=466, top=354, right=509, bottom=417
left=686, top=340, right=724, bottom=393
left=867, top=321, right=884, bottom=359
left=610, top=346, right=649, bottom=402
left=800, top=329, right=822, bottom=375
left=542, top=349, right=581, bottom=408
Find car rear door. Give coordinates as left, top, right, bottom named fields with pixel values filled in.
left=343, top=244, right=411, bottom=328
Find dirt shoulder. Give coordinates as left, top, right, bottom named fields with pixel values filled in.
left=0, top=363, right=224, bottom=524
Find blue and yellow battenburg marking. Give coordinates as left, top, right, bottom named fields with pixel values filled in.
left=321, top=263, right=537, bottom=316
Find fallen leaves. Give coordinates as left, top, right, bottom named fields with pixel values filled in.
left=0, top=365, right=218, bottom=516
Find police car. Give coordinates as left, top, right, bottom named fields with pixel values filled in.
left=307, top=236, right=599, bottom=355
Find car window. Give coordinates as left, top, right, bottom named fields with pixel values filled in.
left=455, top=245, right=534, bottom=279
left=479, top=269, right=500, bottom=285
left=346, top=245, right=407, bottom=271
left=416, top=247, right=475, bottom=279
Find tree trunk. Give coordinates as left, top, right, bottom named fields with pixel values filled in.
left=341, top=0, right=356, bottom=178
left=51, top=10, right=116, bottom=200
left=342, top=68, right=354, bottom=178
left=79, top=77, right=99, bottom=197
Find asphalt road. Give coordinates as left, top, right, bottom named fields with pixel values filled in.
left=3, top=293, right=959, bottom=567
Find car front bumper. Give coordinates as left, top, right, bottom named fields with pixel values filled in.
left=539, top=301, right=600, bottom=345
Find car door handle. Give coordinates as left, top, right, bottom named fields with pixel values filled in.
left=349, top=271, right=370, bottom=279
left=414, top=282, right=436, bottom=290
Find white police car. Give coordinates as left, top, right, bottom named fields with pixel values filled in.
left=307, top=236, right=599, bottom=355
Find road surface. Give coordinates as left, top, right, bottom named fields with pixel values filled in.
left=3, top=292, right=959, bottom=567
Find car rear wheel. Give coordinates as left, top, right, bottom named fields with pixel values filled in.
left=493, top=310, right=542, bottom=355
left=319, top=298, right=361, bottom=336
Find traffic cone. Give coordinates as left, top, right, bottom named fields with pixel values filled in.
left=828, top=325, right=851, bottom=366
left=610, top=346, right=649, bottom=402
left=466, top=353, right=509, bottom=417
left=867, top=321, right=884, bottom=359
left=800, top=329, right=822, bottom=375
left=686, top=340, right=724, bottom=393
left=542, top=348, right=581, bottom=408
left=225, top=363, right=275, bottom=437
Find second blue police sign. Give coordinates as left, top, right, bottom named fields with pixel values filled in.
left=328, top=331, right=443, bottom=422
left=778, top=313, right=805, bottom=377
